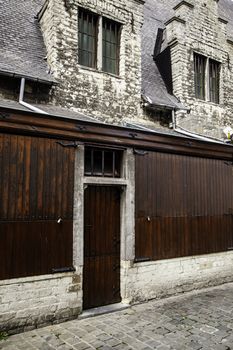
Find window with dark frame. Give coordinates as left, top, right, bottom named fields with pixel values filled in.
left=194, top=53, right=221, bottom=104
left=209, top=59, right=220, bottom=104
left=78, top=9, right=98, bottom=68
left=78, top=7, right=121, bottom=75
left=194, top=53, right=206, bottom=100
left=102, top=18, right=120, bottom=75
left=84, top=147, right=122, bottom=178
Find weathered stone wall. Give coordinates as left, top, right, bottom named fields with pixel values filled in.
left=166, top=0, right=233, bottom=139
left=121, top=251, right=233, bottom=303
left=39, top=0, right=144, bottom=124
left=0, top=272, right=82, bottom=334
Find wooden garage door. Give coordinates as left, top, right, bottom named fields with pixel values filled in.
left=135, top=151, right=233, bottom=261
left=0, top=133, right=75, bottom=280
left=83, top=186, right=121, bottom=309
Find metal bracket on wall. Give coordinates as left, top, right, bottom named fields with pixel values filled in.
left=52, top=266, right=75, bottom=273
left=133, top=149, right=148, bottom=156
left=0, top=112, right=10, bottom=119
left=56, top=141, right=78, bottom=148
left=76, top=125, right=87, bottom=132
left=129, top=132, right=138, bottom=139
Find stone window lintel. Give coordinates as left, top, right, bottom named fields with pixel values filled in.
left=218, top=17, right=228, bottom=25
left=167, top=38, right=179, bottom=49
left=227, top=38, right=233, bottom=46
left=165, top=17, right=186, bottom=27
left=173, top=1, right=194, bottom=11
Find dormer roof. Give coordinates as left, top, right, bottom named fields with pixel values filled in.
left=142, top=0, right=233, bottom=109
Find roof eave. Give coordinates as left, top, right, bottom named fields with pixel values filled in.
left=0, top=69, right=56, bottom=85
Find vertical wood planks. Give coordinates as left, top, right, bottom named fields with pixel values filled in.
left=135, top=151, right=233, bottom=261
left=83, top=186, right=121, bottom=309
left=0, top=133, right=75, bottom=280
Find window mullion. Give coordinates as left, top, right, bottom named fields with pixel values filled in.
left=97, top=16, right=103, bottom=71
left=206, top=57, right=209, bottom=101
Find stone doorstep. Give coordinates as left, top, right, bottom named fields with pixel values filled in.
left=78, top=302, right=130, bottom=320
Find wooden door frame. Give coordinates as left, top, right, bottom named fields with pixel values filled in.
left=83, top=185, right=122, bottom=309
left=72, top=146, right=136, bottom=309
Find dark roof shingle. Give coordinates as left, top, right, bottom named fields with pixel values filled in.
left=0, top=0, right=54, bottom=83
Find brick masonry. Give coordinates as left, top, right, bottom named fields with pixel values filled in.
left=122, top=251, right=233, bottom=303
left=0, top=272, right=82, bottom=334
left=39, top=0, right=145, bottom=124
left=165, top=0, right=233, bottom=139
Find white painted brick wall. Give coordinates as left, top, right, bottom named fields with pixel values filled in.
left=121, top=251, right=233, bottom=303
left=0, top=272, right=82, bottom=333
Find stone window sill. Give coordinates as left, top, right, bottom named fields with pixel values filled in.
left=194, top=97, right=221, bottom=107
left=78, top=64, right=123, bottom=80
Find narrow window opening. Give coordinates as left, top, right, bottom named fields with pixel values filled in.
left=209, top=59, right=220, bottom=104
left=194, top=52, right=221, bottom=104
left=78, top=8, right=121, bottom=75
left=194, top=53, right=206, bottom=100
left=78, top=9, right=98, bottom=68
left=84, top=147, right=122, bottom=177
left=102, top=18, right=120, bottom=75
left=93, top=149, right=103, bottom=175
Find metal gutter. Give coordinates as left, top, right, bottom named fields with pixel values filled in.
left=0, top=69, right=55, bottom=85
left=172, top=110, right=226, bottom=145
left=19, top=78, right=48, bottom=115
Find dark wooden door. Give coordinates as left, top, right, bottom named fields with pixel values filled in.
left=83, top=186, right=121, bottom=309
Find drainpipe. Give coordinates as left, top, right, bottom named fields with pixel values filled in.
left=172, top=109, right=225, bottom=144
left=19, top=78, right=48, bottom=115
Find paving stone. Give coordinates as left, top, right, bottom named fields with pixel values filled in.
left=200, top=324, right=218, bottom=334
left=3, top=283, right=233, bottom=350
left=73, top=342, right=92, bottom=350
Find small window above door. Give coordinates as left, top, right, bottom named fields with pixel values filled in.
left=84, top=146, right=122, bottom=177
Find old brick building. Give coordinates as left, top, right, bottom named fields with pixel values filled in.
left=1, top=0, right=233, bottom=333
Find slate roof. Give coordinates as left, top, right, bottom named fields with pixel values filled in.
left=219, top=0, right=233, bottom=40
left=142, top=0, right=233, bottom=109
left=141, top=0, right=180, bottom=109
left=0, top=0, right=54, bottom=84
left=0, top=99, right=97, bottom=123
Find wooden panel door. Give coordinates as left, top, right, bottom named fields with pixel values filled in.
left=83, top=186, right=121, bottom=309
left=0, top=133, right=75, bottom=280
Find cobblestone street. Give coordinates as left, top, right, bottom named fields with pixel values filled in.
left=2, top=283, right=233, bottom=350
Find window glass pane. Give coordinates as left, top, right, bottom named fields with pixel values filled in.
left=93, top=150, right=103, bottom=175
left=106, top=42, right=111, bottom=57
left=104, top=151, right=114, bottom=176
left=114, top=151, right=122, bottom=177
left=102, top=18, right=120, bottom=75
left=84, top=147, right=122, bottom=177
left=209, top=59, right=220, bottom=104
left=194, top=53, right=206, bottom=100
left=110, top=43, right=116, bottom=59
left=84, top=148, right=92, bottom=175
left=78, top=8, right=97, bottom=68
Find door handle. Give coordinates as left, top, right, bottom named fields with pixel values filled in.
left=57, top=217, right=63, bottom=224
